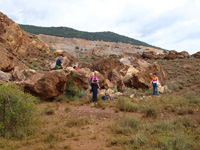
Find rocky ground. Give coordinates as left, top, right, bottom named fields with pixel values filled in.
left=1, top=11, right=200, bottom=150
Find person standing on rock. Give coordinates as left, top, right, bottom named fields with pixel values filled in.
left=151, top=73, right=159, bottom=96
left=91, top=71, right=100, bottom=102
left=55, top=54, right=64, bottom=70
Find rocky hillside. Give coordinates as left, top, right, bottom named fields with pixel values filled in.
left=0, top=12, right=54, bottom=71
left=0, top=12, right=168, bottom=100
left=36, top=34, right=164, bottom=57
left=19, top=24, right=163, bottom=50
left=1, top=11, right=200, bottom=101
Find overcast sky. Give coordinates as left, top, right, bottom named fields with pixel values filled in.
left=0, top=0, right=200, bottom=54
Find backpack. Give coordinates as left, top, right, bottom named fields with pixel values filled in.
left=102, top=96, right=107, bottom=101
left=89, top=77, right=92, bottom=86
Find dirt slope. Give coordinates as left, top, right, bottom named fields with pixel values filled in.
left=36, top=34, right=164, bottom=57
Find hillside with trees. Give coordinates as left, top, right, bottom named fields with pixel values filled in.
left=19, top=24, right=163, bottom=50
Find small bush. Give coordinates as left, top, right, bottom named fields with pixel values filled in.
left=66, top=76, right=86, bottom=99
left=0, top=84, right=38, bottom=139
left=65, top=106, right=71, bottom=113
left=54, top=95, right=70, bottom=103
left=65, top=116, right=92, bottom=127
left=113, top=116, right=140, bottom=135
left=117, top=97, right=139, bottom=112
left=42, top=107, right=55, bottom=115
left=142, top=106, right=158, bottom=118
left=153, top=120, right=175, bottom=132
left=158, top=135, right=192, bottom=150
left=118, top=116, right=140, bottom=129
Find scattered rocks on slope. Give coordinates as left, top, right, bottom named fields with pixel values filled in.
left=142, top=51, right=165, bottom=59
left=165, top=50, right=191, bottom=60
left=192, top=51, right=200, bottom=58
left=0, top=70, right=11, bottom=84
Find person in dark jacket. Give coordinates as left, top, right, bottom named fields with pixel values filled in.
left=91, top=72, right=100, bottom=102
left=55, top=54, right=64, bottom=69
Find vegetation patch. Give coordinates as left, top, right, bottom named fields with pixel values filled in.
left=0, top=84, right=38, bottom=139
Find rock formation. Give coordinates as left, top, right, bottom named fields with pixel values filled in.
left=24, top=70, right=70, bottom=99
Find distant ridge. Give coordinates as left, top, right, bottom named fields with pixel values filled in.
left=19, top=24, right=163, bottom=50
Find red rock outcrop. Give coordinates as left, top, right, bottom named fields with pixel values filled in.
left=192, top=51, right=200, bottom=58
left=165, top=50, right=190, bottom=60
left=124, top=62, right=166, bottom=88
left=0, top=12, right=52, bottom=71
left=24, top=70, right=70, bottom=99
left=142, top=51, right=165, bottom=59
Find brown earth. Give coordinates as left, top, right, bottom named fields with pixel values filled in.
left=0, top=12, right=54, bottom=71
left=36, top=34, right=164, bottom=57
left=2, top=99, right=199, bottom=150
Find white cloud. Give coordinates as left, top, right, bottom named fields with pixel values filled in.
left=0, top=0, right=200, bottom=54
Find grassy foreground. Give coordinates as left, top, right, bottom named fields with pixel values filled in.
left=0, top=92, right=199, bottom=150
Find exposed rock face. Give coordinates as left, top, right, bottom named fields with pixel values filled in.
left=24, top=70, right=70, bottom=99
left=178, top=51, right=190, bottom=58
left=142, top=50, right=190, bottom=60
left=0, top=12, right=50, bottom=55
left=108, top=69, right=125, bottom=91
left=0, top=12, right=53, bottom=71
left=192, top=51, right=200, bottom=58
left=125, top=62, right=166, bottom=88
left=0, top=70, right=11, bottom=84
left=103, top=79, right=114, bottom=88
left=12, top=66, right=36, bottom=81
left=36, top=34, right=164, bottom=57
left=165, top=50, right=190, bottom=60
left=92, top=57, right=124, bottom=78
left=71, top=68, right=93, bottom=89
left=142, top=51, right=165, bottom=59
left=0, top=42, right=27, bottom=72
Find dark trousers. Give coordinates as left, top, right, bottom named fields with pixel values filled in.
left=153, top=83, right=159, bottom=95
left=92, top=85, right=98, bottom=102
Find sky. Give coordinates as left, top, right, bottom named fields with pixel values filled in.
left=0, top=0, right=200, bottom=54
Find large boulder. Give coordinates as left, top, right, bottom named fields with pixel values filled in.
left=92, top=57, right=124, bottom=78
left=103, top=79, right=114, bottom=88
left=165, top=50, right=179, bottom=60
left=108, top=69, right=125, bottom=91
left=123, top=65, right=139, bottom=87
left=125, top=62, right=167, bottom=89
left=178, top=51, right=190, bottom=58
left=12, top=66, right=36, bottom=81
left=192, top=51, right=200, bottom=58
left=165, top=50, right=190, bottom=60
left=142, top=51, right=165, bottom=59
left=24, top=70, right=70, bottom=99
left=71, top=68, right=93, bottom=89
left=134, top=59, right=150, bottom=71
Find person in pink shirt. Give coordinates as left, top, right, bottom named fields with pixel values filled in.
left=91, top=71, right=100, bottom=102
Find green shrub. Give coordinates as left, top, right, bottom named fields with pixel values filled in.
left=42, top=107, right=55, bottom=115
left=65, top=106, right=71, bottom=113
left=157, top=135, right=192, bottom=150
left=142, top=106, right=158, bottom=118
left=0, top=84, right=38, bottom=139
left=118, top=116, right=140, bottom=129
left=66, top=76, right=86, bottom=99
left=65, top=116, right=92, bottom=127
left=113, top=116, right=140, bottom=135
left=117, top=97, right=139, bottom=112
